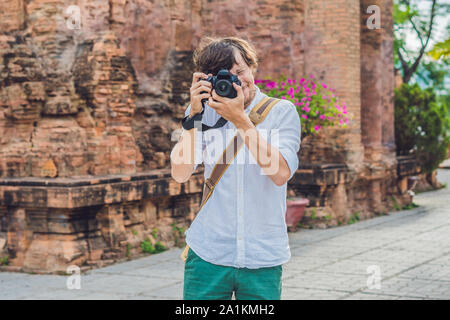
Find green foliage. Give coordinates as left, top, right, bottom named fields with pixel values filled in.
left=0, top=255, right=9, bottom=266
left=131, top=230, right=138, bottom=236
left=154, top=242, right=167, bottom=253
left=402, top=202, right=420, bottom=210
left=141, top=238, right=153, bottom=253
left=141, top=238, right=167, bottom=254
left=151, top=228, right=158, bottom=239
left=126, top=243, right=132, bottom=258
left=393, top=0, right=449, bottom=84
left=347, top=212, right=361, bottom=225
left=428, top=38, right=450, bottom=61
left=391, top=196, right=402, bottom=211
left=140, top=238, right=167, bottom=254
left=172, top=223, right=186, bottom=248
left=394, top=83, right=450, bottom=173
left=416, top=60, right=449, bottom=93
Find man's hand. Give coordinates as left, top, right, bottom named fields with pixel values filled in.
left=189, top=72, right=213, bottom=118
left=208, top=83, right=247, bottom=127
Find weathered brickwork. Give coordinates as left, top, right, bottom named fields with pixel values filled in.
left=0, top=0, right=420, bottom=273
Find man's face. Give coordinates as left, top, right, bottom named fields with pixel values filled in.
left=229, top=50, right=256, bottom=108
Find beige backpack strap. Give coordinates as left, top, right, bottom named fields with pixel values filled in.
left=181, top=97, right=281, bottom=261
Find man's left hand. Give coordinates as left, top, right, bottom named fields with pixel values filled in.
left=208, top=83, right=247, bottom=126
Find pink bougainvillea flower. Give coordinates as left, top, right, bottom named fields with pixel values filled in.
left=301, top=106, right=310, bottom=112
left=310, top=74, right=314, bottom=79
left=320, top=115, right=325, bottom=120
left=321, top=83, right=327, bottom=88
left=281, top=96, right=286, bottom=99
left=265, top=81, right=277, bottom=89
left=314, top=125, right=321, bottom=131
left=301, top=114, right=308, bottom=119
left=339, top=119, right=344, bottom=125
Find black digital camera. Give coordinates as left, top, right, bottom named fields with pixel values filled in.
left=201, top=69, right=242, bottom=104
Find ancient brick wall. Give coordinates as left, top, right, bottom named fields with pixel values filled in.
left=0, top=0, right=306, bottom=178
left=0, top=0, right=415, bottom=273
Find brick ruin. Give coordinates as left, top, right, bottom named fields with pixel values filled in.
left=0, top=0, right=420, bottom=273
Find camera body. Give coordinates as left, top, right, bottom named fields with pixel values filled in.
left=201, top=69, right=242, bottom=103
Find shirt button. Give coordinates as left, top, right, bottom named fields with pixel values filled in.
left=238, top=237, right=242, bottom=241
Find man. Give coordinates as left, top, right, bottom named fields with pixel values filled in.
left=170, top=36, right=301, bottom=300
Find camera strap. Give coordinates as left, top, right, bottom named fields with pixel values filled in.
left=181, top=101, right=229, bottom=131
left=180, top=96, right=281, bottom=262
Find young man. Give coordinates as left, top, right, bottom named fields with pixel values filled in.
left=170, top=36, right=301, bottom=300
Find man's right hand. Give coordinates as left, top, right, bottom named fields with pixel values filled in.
left=189, top=72, right=213, bottom=118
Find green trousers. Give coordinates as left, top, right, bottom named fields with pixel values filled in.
left=183, top=248, right=282, bottom=300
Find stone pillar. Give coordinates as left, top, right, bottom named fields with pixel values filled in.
left=303, top=0, right=364, bottom=171
left=361, top=0, right=384, bottom=163
left=381, top=1, right=396, bottom=159
left=360, top=0, right=396, bottom=214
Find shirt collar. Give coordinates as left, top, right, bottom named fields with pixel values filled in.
left=244, top=85, right=265, bottom=114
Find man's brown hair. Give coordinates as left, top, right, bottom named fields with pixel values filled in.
left=193, top=36, right=258, bottom=76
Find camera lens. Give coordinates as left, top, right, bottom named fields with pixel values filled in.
left=216, top=80, right=231, bottom=96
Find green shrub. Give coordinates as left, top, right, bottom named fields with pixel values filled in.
left=394, top=83, right=450, bottom=173
left=347, top=212, right=360, bottom=225
left=141, top=238, right=154, bottom=254
left=140, top=238, right=167, bottom=254
left=154, top=242, right=167, bottom=253
left=0, top=255, right=9, bottom=266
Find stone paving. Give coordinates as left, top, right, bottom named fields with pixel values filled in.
left=1, top=169, right=450, bottom=300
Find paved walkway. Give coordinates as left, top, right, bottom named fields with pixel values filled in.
left=1, top=169, right=450, bottom=300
